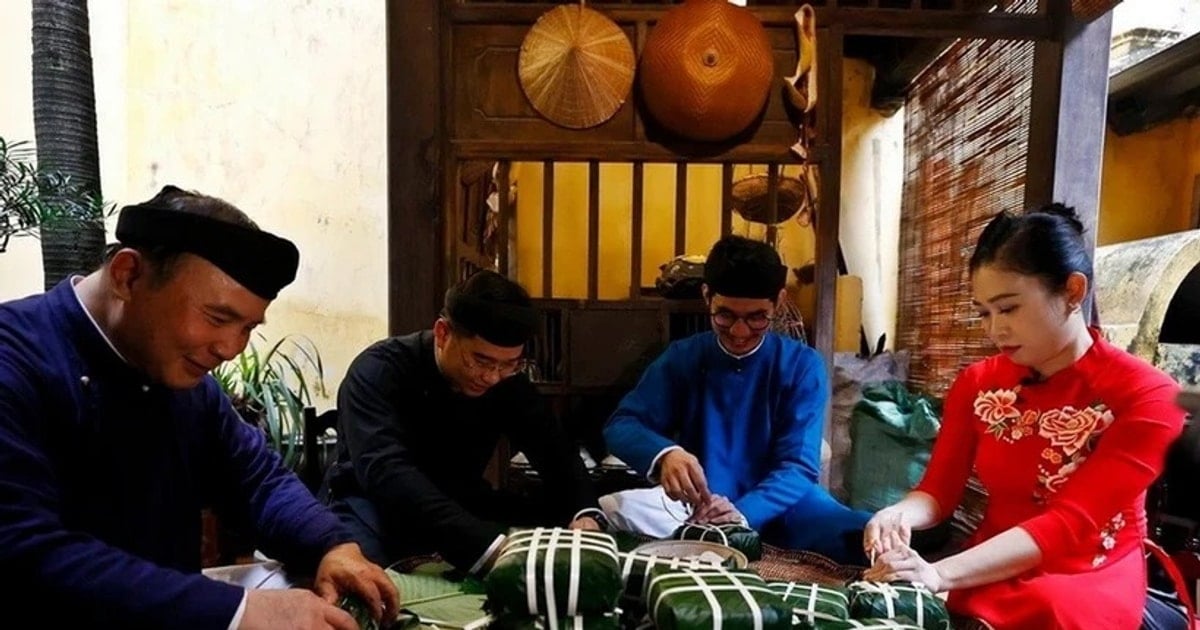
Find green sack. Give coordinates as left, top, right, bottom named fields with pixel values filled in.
left=646, top=568, right=792, bottom=630
left=846, top=581, right=950, bottom=630
left=485, top=528, right=623, bottom=618
left=803, top=620, right=923, bottom=630
left=671, top=524, right=763, bottom=561
left=766, top=581, right=849, bottom=626
left=847, top=382, right=942, bottom=512
left=488, top=613, right=622, bottom=630
left=619, top=551, right=728, bottom=602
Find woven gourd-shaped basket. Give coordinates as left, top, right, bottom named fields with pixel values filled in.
left=639, top=0, right=774, bottom=142
left=518, top=4, right=636, bottom=130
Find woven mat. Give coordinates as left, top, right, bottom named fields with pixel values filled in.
left=750, top=543, right=863, bottom=585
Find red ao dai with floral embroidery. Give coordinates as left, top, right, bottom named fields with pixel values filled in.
left=916, top=329, right=1185, bottom=630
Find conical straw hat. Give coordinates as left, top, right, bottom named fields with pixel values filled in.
left=518, top=4, right=635, bottom=130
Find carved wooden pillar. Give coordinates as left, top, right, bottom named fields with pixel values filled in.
left=387, top=0, right=445, bottom=335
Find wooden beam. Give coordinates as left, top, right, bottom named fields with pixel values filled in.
left=496, top=161, right=511, bottom=277
left=721, top=163, right=734, bottom=237
left=675, top=162, right=687, bottom=256
left=452, top=140, right=824, bottom=165
left=451, top=5, right=1051, bottom=40
left=542, top=160, right=555, bottom=297
left=1108, top=31, right=1200, bottom=135
left=588, top=160, right=600, bottom=300
left=1024, top=0, right=1111, bottom=322
left=766, top=164, right=780, bottom=246
left=856, top=0, right=1001, bottom=113
left=630, top=162, right=645, bottom=298
left=387, top=0, right=443, bottom=335
left=814, top=26, right=844, bottom=375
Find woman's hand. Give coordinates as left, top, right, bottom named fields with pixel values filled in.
left=863, top=507, right=912, bottom=561
left=862, top=543, right=946, bottom=593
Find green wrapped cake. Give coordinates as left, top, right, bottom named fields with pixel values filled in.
left=766, top=581, right=849, bottom=626
left=488, top=612, right=622, bottom=630
left=646, top=568, right=791, bottom=630
left=485, top=528, right=623, bottom=619
left=807, top=620, right=924, bottom=629
left=619, top=551, right=728, bottom=601
left=671, top=524, right=763, bottom=561
left=846, top=581, right=950, bottom=630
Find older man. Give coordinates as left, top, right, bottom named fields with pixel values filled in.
left=0, top=186, right=397, bottom=630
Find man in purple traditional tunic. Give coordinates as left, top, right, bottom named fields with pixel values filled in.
left=0, top=186, right=398, bottom=629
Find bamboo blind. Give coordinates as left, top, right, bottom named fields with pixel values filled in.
left=896, top=21, right=1036, bottom=396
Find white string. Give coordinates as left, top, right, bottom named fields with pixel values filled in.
left=544, top=528, right=561, bottom=630
left=849, top=580, right=902, bottom=619
left=567, top=529, right=581, bottom=616
left=727, top=571, right=763, bottom=630
left=680, top=522, right=731, bottom=547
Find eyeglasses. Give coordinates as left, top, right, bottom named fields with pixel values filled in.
left=457, top=344, right=526, bottom=379
left=710, top=310, right=774, bottom=331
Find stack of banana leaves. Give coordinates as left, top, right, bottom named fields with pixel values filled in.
left=337, top=563, right=490, bottom=630
left=484, top=528, right=625, bottom=630
left=670, top=524, right=763, bottom=561
left=645, top=567, right=792, bottom=630
left=845, top=581, right=951, bottom=630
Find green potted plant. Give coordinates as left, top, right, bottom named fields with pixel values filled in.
left=208, top=335, right=326, bottom=565
left=213, top=334, right=327, bottom=471
left=0, top=135, right=109, bottom=256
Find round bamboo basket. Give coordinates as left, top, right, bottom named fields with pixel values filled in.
left=731, top=173, right=810, bottom=225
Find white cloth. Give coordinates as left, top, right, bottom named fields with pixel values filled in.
left=202, top=560, right=292, bottom=629
left=598, top=487, right=687, bottom=539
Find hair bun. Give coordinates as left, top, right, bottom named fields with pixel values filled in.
left=1030, top=202, right=1084, bottom=235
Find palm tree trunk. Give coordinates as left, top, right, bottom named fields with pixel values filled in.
left=31, top=0, right=104, bottom=291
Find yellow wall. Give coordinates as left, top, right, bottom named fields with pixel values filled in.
left=1099, top=118, right=1200, bottom=244
left=511, top=59, right=905, bottom=352
left=0, top=1, right=388, bottom=405
left=512, top=161, right=785, bottom=299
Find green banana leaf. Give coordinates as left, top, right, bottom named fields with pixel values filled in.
left=486, top=529, right=624, bottom=618
left=646, top=568, right=792, bottom=630
left=802, top=619, right=924, bottom=630
left=618, top=551, right=727, bottom=602
left=846, top=582, right=950, bottom=630
left=338, top=594, right=379, bottom=630
left=488, top=612, right=623, bottom=630
left=671, top=524, right=763, bottom=561
left=389, top=563, right=491, bottom=630
left=767, top=581, right=850, bottom=626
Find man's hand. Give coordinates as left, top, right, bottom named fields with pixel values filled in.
left=658, top=449, right=711, bottom=506
left=687, top=495, right=744, bottom=526
left=568, top=516, right=603, bottom=531
left=312, top=543, right=400, bottom=625
left=238, top=589, right=359, bottom=630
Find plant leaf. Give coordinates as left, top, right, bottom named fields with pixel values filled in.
left=389, top=566, right=491, bottom=630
